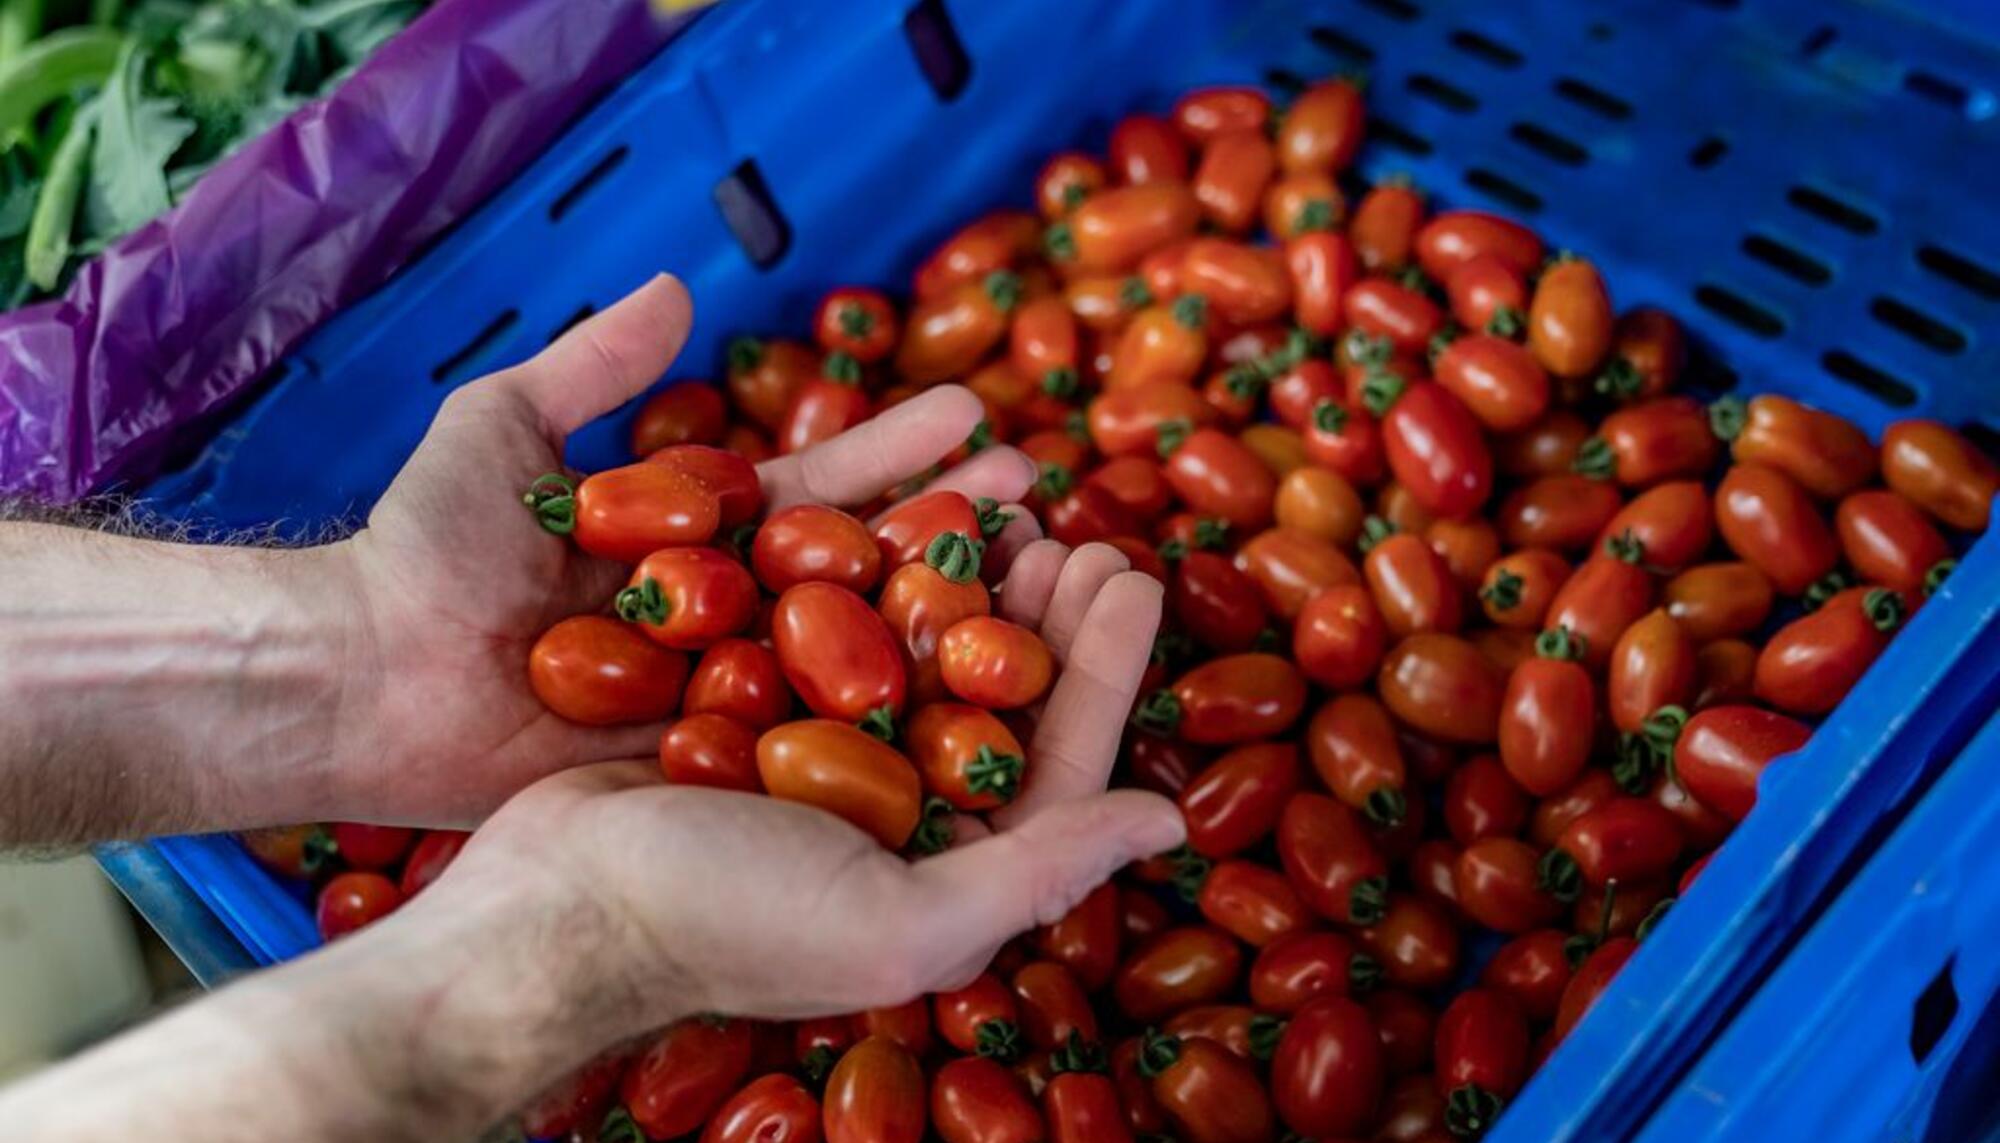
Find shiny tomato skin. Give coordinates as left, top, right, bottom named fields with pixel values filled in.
left=1294, top=583, right=1391, bottom=689
left=1555, top=938, right=1637, bottom=1042
left=1754, top=586, right=1901, bottom=715
left=1047, top=485, right=1143, bottom=548
left=1836, top=489, right=1952, bottom=593
left=1589, top=397, right=1720, bottom=488
left=932, top=1057, right=1043, bottom=1143
left=1454, top=837, right=1563, bottom=934
left=1443, top=754, right=1531, bottom=846
left=1036, top=152, right=1106, bottom=221
left=1116, top=926, right=1244, bottom=1022
left=1714, top=463, right=1840, bottom=595
left=660, top=713, right=762, bottom=793
left=1144, top=1034, right=1277, bottom=1143
left=1012, top=961, right=1100, bottom=1051
left=1527, top=259, right=1613, bottom=379
left=316, top=871, right=402, bottom=940
left=907, top=702, right=1027, bottom=811
left=632, top=383, right=728, bottom=454
left=1162, top=428, right=1278, bottom=532
left=854, top=998, right=935, bottom=1060
left=1087, top=456, right=1174, bottom=521
left=1379, top=382, right=1493, bottom=520
left=728, top=339, right=819, bottom=431
left=774, top=582, right=906, bottom=723
left=1300, top=398, right=1387, bottom=485
left=1543, top=555, right=1657, bottom=670
left=699, top=1074, right=822, bottom=1143
left=1307, top=694, right=1410, bottom=824
left=814, top=286, right=899, bottom=363
left=1497, top=473, right=1625, bottom=554
left=1171, top=550, right=1268, bottom=653
left=1155, top=654, right=1308, bottom=744
left=1433, top=334, right=1550, bottom=433
left=1881, top=418, right=1999, bottom=531
left=1726, top=394, right=1876, bottom=500
left=1198, top=861, right=1312, bottom=947
left=1287, top=232, right=1361, bottom=335
left=938, top=617, right=1055, bottom=709
left=1128, top=731, right=1208, bottom=799
left=396, top=830, right=468, bottom=898
left=1358, top=895, right=1461, bottom=992
left=1554, top=798, right=1683, bottom=891
left=1179, top=742, right=1302, bottom=858
left=1109, top=301, right=1209, bottom=391
left=1431, top=518, right=1509, bottom=591
left=1278, top=792, right=1391, bottom=925
left=1345, top=279, right=1445, bottom=357
left=1480, top=930, right=1573, bottom=1023
left=898, top=276, right=1021, bottom=385
left=779, top=376, right=872, bottom=455
left=1110, top=114, right=1190, bottom=185
left=570, top=462, right=723, bottom=563
left=1249, top=930, right=1375, bottom=1014
left=1271, top=997, right=1385, bottom=1138
left=1599, top=481, right=1712, bottom=573
left=1350, top=181, right=1425, bottom=272
left=1087, top=384, right=1214, bottom=459
left=1163, top=1005, right=1272, bottom=1062
left=913, top=211, right=1039, bottom=300
left=1173, top=85, right=1272, bottom=143
left=529, top=615, right=690, bottom=726
left=1378, top=634, right=1504, bottom=745
left=1608, top=609, right=1698, bottom=733
left=1277, top=79, right=1365, bottom=173
left=1448, top=255, right=1530, bottom=334
left=685, top=639, right=789, bottom=730
left=754, top=504, right=884, bottom=595
left=623, top=547, right=760, bottom=650
left=1698, top=639, right=1758, bottom=709
left=1110, top=1039, right=1170, bottom=1135
left=824, top=1037, right=927, bottom=1143
left=1478, top=548, right=1571, bottom=630
left=934, top=972, right=1023, bottom=1059
left=1059, top=184, right=1203, bottom=276
left=623, top=1019, right=756, bottom=1141
left=1264, top=171, right=1343, bottom=242
left=1044, top=1072, right=1134, bottom=1143
left=1364, top=533, right=1465, bottom=637
left=1651, top=770, right=1734, bottom=852
left=1416, top=211, right=1543, bottom=281
left=325, top=823, right=411, bottom=871
left=1235, top=528, right=1359, bottom=620
left=873, top=491, right=985, bottom=570
left=1495, top=410, right=1591, bottom=478
left=1274, top=463, right=1365, bottom=546
left=1036, top=881, right=1122, bottom=992
left=1434, top=989, right=1532, bottom=1113
left=1010, top=294, right=1082, bottom=392
left=1662, top=561, right=1774, bottom=643
left=878, top=562, right=992, bottom=705
left=1193, top=131, right=1277, bottom=235
left=756, top=721, right=921, bottom=848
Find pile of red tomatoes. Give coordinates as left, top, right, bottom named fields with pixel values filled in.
left=243, top=71, right=1997, bottom=1143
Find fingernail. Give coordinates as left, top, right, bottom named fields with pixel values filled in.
left=1132, top=806, right=1187, bottom=855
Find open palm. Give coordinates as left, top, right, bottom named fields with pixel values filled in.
left=326, top=276, right=1045, bottom=826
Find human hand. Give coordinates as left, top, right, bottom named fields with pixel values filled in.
left=417, top=535, right=1178, bottom=1030
left=322, top=274, right=1043, bottom=825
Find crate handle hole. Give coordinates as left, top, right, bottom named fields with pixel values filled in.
left=1448, top=28, right=1523, bottom=69
left=714, top=159, right=792, bottom=270
left=1912, top=959, right=1959, bottom=1064
left=1741, top=234, right=1832, bottom=286
left=1917, top=244, right=2000, bottom=301
left=1368, top=116, right=1433, bottom=157
left=1694, top=283, right=1785, bottom=338
left=1354, top=0, right=1420, bottom=23
left=1407, top=73, right=1479, bottom=114
left=1509, top=121, right=1588, bottom=167
left=1870, top=296, right=1968, bottom=355
left=1688, top=135, right=1729, bottom=169
left=1463, top=168, right=1542, bottom=214
left=1822, top=349, right=1918, bottom=407
left=548, top=304, right=597, bottom=346
left=1554, top=76, right=1632, bottom=120
left=1309, top=26, right=1376, bottom=65
left=431, top=310, right=520, bottom=385
left=549, top=146, right=629, bottom=224
left=1786, top=184, right=1879, bottom=235
left=904, top=0, right=971, bottom=102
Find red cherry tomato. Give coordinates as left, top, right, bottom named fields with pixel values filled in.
left=912, top=211, right=1040, bottom=300
left=1495, top=410, right=1591, bottom=478
left=1433, top=333, right=1550, bottom=433
left=1158, top=426, right=1277, bottom=532
left=1662, top=562, right=1775, bottom=643
left=1087, top=384, right=1215, bottom=458
left=1137, top=1031, right=1277, bottom=1143
left=779, top=372, right=872, bottom=455
left=1442, top=754, right=1531, bottom=846
left=1044, top=1071, right=1134, bottom=1143
left=1300, top=397, right=1387, bottom=485
left=1350, top=180, right=1425, bottom=272
left=1179, top=742, right=1302, bottom=858
left=1271, top=997, right=1385, bottom=1138
left=529, top=615, right=689, bottom=726
left=932, top=1058, right=1043, bottom=1143
left=1110, top=114, right=1190, bottom=185
left=1416, top=211, right=1543, bottom=282
left=1434, top=990, right=1531, bottom=1136
left=1193, top=130, right=1278, bottom=235
left=1694, top=637, right=1760, bottom=710
left=1454, top=837, right=1563, bottom=933
left=620, top=1019, right=755, bottom=1141
left=907, top=702, right=1028, bottom=811
left=1287, top=232, right=1360, bottom=335
left=1448, top=254, right=1530, bottom=335
left=1173, top=85, right=1272, bottom=144
left=1543, top=549, right=1657, bottom=670
left=1714, top=462, right=1839, bottom=596
left=1378, top=634, right=1504, bottom=745
left=1197, top=859, right=1312, bottom=948
left=1012, top=961, right=1101, bottom=1052
left=727, top=338, right=819, bottom=431
left=1277, top=79, right=1365, bottom=173
left=685, top=638, right=790, bottom=730
left=1115, top=925, right=1244, bottom=1021
left=774, top=582, right=907, bottom=726
left=1278, top=792, right=1391, bottom=925
left=1527, top=258, right=1613, bottom=380
left=1881, top=418, right=1999, bottom=532
left=1372, top=380, right=1493, bottom=520
left=1053, top=184, right=1203, bottom=276
left=1170, top=550, right=1268, bottom=652
left=632, top=383, right=728, bottom=454
left=1545, top=797, right=1683, bottom=901
left=558, top=462, right=722, bottom=563
left=1607, top=609, right=1697, bottom=735
left=1754, top=586, right=1905, bottom=715
left=1358, top=895, right=1462, bottom=991
left=1037, top=152, right=1106, bottom=220
left=1599, top=308, right=1685, bottom=401
left=1344, top=279, right=1444, bottom=357
left=325, top=822, right=411, bottom=871
left=1480, top=930, right=1573, bottom=1023
left=701, top=1074, right=822, bottom=1143
left=1140, top=654, right=1307, bottom=745
left=1477, top=548, right=1571, bottom=630
left=1579, top=397, right=1719, bottom=488
left=1235, top=528, right=1358, bottom=620
left=1718, top=393, right=1875, bottom=500
left=1110, top=1039, right=1171, bottom=1135
left=1598, top=481, right=1712, bottom=573
left=397, top=830, right=468, bottom=898
left=315, top=871, right=402, bottom=940
left=898, top=273, right=1023, bottom=385
left=1364, top=533, right=1464, bottom=638
left=874, top=491, right=997, bottom=570
left=1249, top=930, right=1378, bottom=1013
left=620, top=547, right=759, bottom=650
left=814, top=286, right=900, bottom=364
left=938, top=617, right=1055, bottom=709
left=523, top=1049, right=631, bottom=1143
left=660, top=712, right=762, bottom=792
left=1835, top=489, right=1953, bottom=594
left=1555, top=938, right=1636, bottom=1041
left=824, top=1037, right=927, bottom=1143
left=1129, top=731, right=1209, bottom=799
left=1307, top=694, right=1410, bottom=825
left=756, top=720, right=921, bottom=849
left=754, top=504, right=883, bottom=595
left=1036, top=882, right=1122, bottom=992
left=1292, top=583, right=1390, bottom=689
left=1497, top=474, right=1625, bottom=554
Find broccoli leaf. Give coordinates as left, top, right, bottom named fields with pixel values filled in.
left=82, top=39, right=192, bottom=238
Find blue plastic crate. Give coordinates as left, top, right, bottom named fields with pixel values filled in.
left=1635, top=685, right=2000, bottom=1143
left=102, top=0, right=2000, bottom=1137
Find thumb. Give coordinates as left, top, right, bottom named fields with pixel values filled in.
left=499, top=273, right=695, bottom=438
left=909, top=790, right=1184, bottom=962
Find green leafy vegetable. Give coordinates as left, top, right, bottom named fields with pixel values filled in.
left=25, top=99, right=92, bottom=290
left=84, top=40, right=193, bottom=238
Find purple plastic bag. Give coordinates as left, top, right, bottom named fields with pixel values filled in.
left=0, top=0, right=697, bottom=503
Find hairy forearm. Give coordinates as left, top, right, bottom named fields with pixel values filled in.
left=0, top=864, right=661, bottom=1142
left=0, top=519, right=366, bottom=846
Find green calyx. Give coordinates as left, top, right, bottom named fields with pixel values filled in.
left=1064, top=409, right=1091, bottom=442
left=1350, top=875, right=1389, bottom=926
left=1612, top=732, right=1659, bottom=795
left=1344, top=330, right=1393, bottom=368
left=1049, top=1029, right=1107, bottom=1075
left=1485, top=306, right=1525, bottom=340
left=926, top=530, right=987, bottom=584
left=822, top=350, right=862, bottom=384
left=966, top=745, right=1024, bottom=802
left=1132, top=689, right=1183, bottom=736
left=728, top=336, right=765, bottom=373
left=1252, top=626, right=1285, bottom=654
left=984, top=270, right=1024, bottom=314
left=799, top=1045, right=839, bottom=1085
left=858, top=705, right=899, bottom=743
left=1801, top=569, right=1851, bottom=612
left=1534, top=625, right=1586, bottom=662
left=1393, top=262, right=1436, bottom=296
left=975, top=1018, right=1024, bottom=1063
left=1427, top=325, right=1462, bottom=363
left=1120, top=276, right=1155, bottom=310
left=1563, top=930, right=1600, bottom=969
left=1864, top=587, right=1906, bottom=631
left=1925, top=557, right=1957, bottom=598
left=300, top=827, right=336, bottom=876
left=1135, top=1029, right=1182, bottom=1079
left=1480, top=568, right=1524, bottom=612
left=1036, top=462, right=1075, bottom=501
left=1172, top=292, right=1209, bottom=330
left=1636, top=896, right=1675, bottom=942
left=837, top=302, right=876, bottom=339
left=975, top=497, right=1015, bottom=538
left=1044, top=223, right=1076, bottom=262
left=1061, top=182, right=1091, bottom=210
left=1595, top=357, right=1643, bottom=399
left=1169, top=844, right=1213, bottom=904
left=728, top=522, right=760, bottom=558
left=1152, top=630, right=1194, bottom=668
left=1155, top=417, right=1193, bottom=458
left=1445, top=1085, right=1506, bottom=1140
left=614, top=577, right=671, bottom=627
left=1571, top=436, right=1615, bottom=480
left=598, top=1107, right=646, bottom=1143
left=1537, top=848, right=1582, bottom=903
left=1224, top=363, right=1266, bottom=400
left=1349, top=953, right=1383, bottom=994
left=908, top=796, right=957, bottom=856
left=1156, top=538, right=1189, bottom=564
left=1707, top=395, right=1748, bottom=442
left=522, top=472, right=578, bottom=535
left=1295, top=197, right=1335, bottom=234
left=1359, top=369, right=1407, bottom=418
left=1247, top=1014, right=1287, bottom=1061
left=1357, top=514, right=1397, bottom=555
left=1364, top=786, right=1407, bottom=827
left=1311, top=398, right=1350, bottom=435
left=1042, top=365, right=1080, bottom=399
left=1193, top=517, right=1230, bottom=550
left=1603, top=528, right=1646, bottom=565
left=966, top=420, right=994, bottom=453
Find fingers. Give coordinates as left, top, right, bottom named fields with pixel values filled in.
left=914, top=447, right=1040, bottom=508
left=997, top=571, right=1163, bottom=825
left=996, top=540, right=1067, bottom=626
left=981, top=504, right=1042, bottom=582
left=498, top=274, right=694, bottom=438
left=909, top=791, right=1184, bottom=974
left=760, top=386, right=988, bottom=509
left=1035, top=543, right=1132, bottom=661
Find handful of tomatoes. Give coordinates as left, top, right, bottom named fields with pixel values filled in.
left=243, top=68, right=1997, bottom=1143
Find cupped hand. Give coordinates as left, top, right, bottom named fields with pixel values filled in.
left=324, top=275, right=1041, bottom=825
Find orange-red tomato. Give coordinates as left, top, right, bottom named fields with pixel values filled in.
left=1235, top=528, right=1358, bottom=620
left=1835, top=488, right=1952, bottom=593
left=773, top=582, right=907, bottom=726
left=1600, top=308, right=1684, bottom=400
left=1036, top=153, right=1107, bottom=221
left=1264, top=171, right=1343, bottom=242
left=660, top=712, right=762, bottom=793
left=1478, top=548, right=1571, bottom=629
left=1607, top=609, right=1697, bottom=735
left=1443, top=754, right=1531, bottom=846
left=1109, top=297, right=1210, bottom=390
left=1278, top=792, right=1391, bottom=926
left=1364, top=533, right=1464, bottom=637
left=1012, top=961, right=1100, bottom=1051
left=563, top=462, right=723, bottom=563
left=1142, top=654, right=1308, bottom=745
left=1115, top=926, right=1244, bottom=1021
left=1694, top=637, right=1760, bottom=710
left=1543, top=550, right=1657, bottom=670
left=1527, top=258, right=1613, bottom=379
left=1433, top=333, right=1551, bottom=433
left=1358, top=895, right=1461, bottom=992
left=879, top=560, right=992, bottom=704
left=1881, top=418, right=1999, bottom=531
left=1754, top=586, right=1904, bottom=715
left=1672, top=704, right=1813, bottom=822
left=1110, top=114, right=1190, bottom=185
left=1249, top=930, right=1378, bottom=1013
left=685, top=638, right=789, bottom=729
left=1273, top=464, right=1365, bottom=546
left=1286, top=231, right=1361, bottom=335
left=1578, top=396, right=1719, bottom=488
left=728, top=338, right=819, bottom=431
left=812, top=286, right=899, bottom=364
left=1713, top=462, right=1839, bottom=595
left=1300, top=397, right=1387, bottom=485
left=1173, top=85, right=1272, bottom=144
left=907, top=702, right=1027, bottom=811
left=1495, top=410, right=1591, bottom=478
left=621, top=547, right=760, bottom=650
left=1454, top=837, right=1563, bottom=933
left=529, top=616, right=689, bottom=726
left=1277, top=79, right=1364, bottom=173
left=1344, top=278, right=1444, bottom=357
left=1182, top=239, right=1292, bottom=325
left=1498, top=628, right=1596, bottom=796
left=1718, top=394, right=1876, bottom=500
left=913, top=211, right=1041, bottom=300
left=1162, top=426, right=1278, bottom=531
left=1307, top=693, right=1409, bottom=824
left=757, top=721, right=922, bottom=848
left=1598, top=481, right=1712, bottom=573
left=1139, top=1032, right=1277, bottom=1143
left=1378, top=634, right=1504, bottom=744
left=1087, top=384, right=1215, bottom=458
left=1053, top=184, right=1203, bottom=276
left=874, top=492, right=995, bottom=571
left=1416, top=211, right=1543, bottom=282
left=632, top=383, right=728, bottom=454
left=897, top=272, right=1023, bottom=385
left=1350, top=180, right=1424, bottom=272
left=622, top=1019, right=756, bottom=1141
left=1270, top=997, right=1385, bottom=1139
left=1036, top=883, right=1123, bottom=993
left=1197, top=861, right=1312, bottom=948
left=1662, top=561, right=1774, bottom=642
left=1497, top=473, right=1624, bottom=555
left=1009, top=294, right=1083, bottom=398
left=701, top=1075, right=822, bottom=1143
left=1373, top=380, right=1493, bottom=520
left=825, top=1037, right=927, bottom=1143
left=1547, top=798, right=1683, bottom=894
left=1293, top=583, right=1390, bottom=689
left=1555, top=938, right=1636, bottom=1043
left=1448, top=254, right=1530, bottom=335
left=1193, top=130, right=1277, bottom=235
left=939, top=617, right=1055, bottom=709
left=1179, top=742, right=1301, bottom=858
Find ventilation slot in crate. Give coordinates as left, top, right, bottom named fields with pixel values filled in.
left=1354, top=0, right=1420, bottom=22
left=1264, top=67, right=1308, bottom=96
left=431, top=311, right=520, bottom=384
left=548, top=304, right=597, bottom=345
left=904, top=0, right=972, bottom=101
left=1787, top=184, right=1878, bottom=235
left=1407, top=73, right=1479, bottom=114
left=1368, top=117, right=1433, bottom=157
left=1510, top=122, right=1587, bottom=167
left=1554, top=77, right=1632, bottom=120
left=1694, top=284, right=1784, bottom=338
left=1447, top=29, right=1523, bottom=69
left=1916, top=244, right=2000, bottom=301
left=1822, top=349, right=1918, bottom=406
left=1688, top=135, right=1729, bottom=169
left=714, top=160, right=792, bottom=269
left=1309, top=26, right=1375, bottom=65
left=1464, top=168, right=1542, bottom=214
left=1741, top=234, right=1832, bottom=286
left=549, top=147, right=629, bottom=223
left=1870, top=297, right=1968, bottom=355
